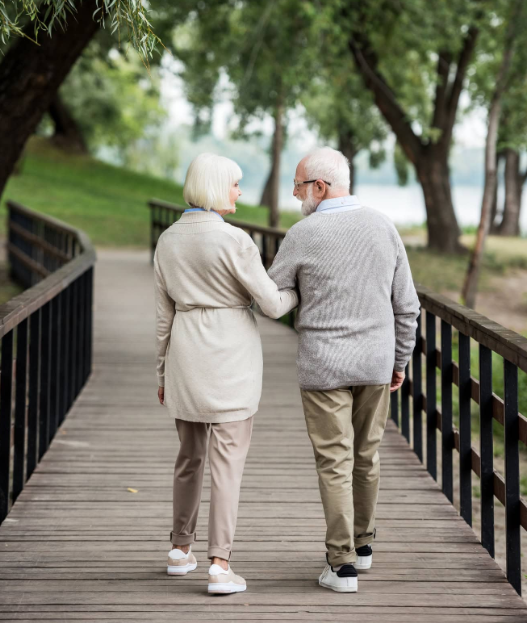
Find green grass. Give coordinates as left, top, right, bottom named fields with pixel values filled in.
left=2, top=137, right=301, bottom=247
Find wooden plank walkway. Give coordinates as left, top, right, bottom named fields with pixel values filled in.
left=0, top=248, right=526, bottom=622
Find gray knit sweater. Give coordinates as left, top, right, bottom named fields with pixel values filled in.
left=268, top=206, right=420, bottom=390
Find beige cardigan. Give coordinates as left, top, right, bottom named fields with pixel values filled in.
left=153, top=211, right=298, bottom=423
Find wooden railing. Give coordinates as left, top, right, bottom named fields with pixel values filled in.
left=148, top=198, right=527, bottom=595
left=0, top=201, right=96, bottom=524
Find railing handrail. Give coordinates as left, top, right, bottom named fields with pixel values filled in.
left=148, top=198, right=289, bottom=237
left=1, top=201, right=96, bottom=339
left=149, top=197, right=527, bottom=373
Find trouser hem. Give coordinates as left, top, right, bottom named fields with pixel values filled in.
left=208, top=546, right=232, bottom=560
left=327, top=551, right=357, bottom=566
left=170, top=531, right=196, bottom=546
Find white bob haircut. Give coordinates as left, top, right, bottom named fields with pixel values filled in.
left=183, top=152, right=242, bottom=211
left=303, top=147, right=350, bottom=191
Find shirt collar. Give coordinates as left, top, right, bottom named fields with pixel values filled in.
left=184, top=206, right=224, bottom=221
left=315, top=195, right=361, bottom=213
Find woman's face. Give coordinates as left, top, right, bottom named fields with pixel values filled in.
left=215, top=180, right=242, bottom=216
left=230, top=180, right=242, bottom=208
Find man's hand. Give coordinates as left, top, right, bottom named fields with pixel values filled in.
left=390, top=370, right=405, bottom=393
left=158, top=386, right=165, bottom=405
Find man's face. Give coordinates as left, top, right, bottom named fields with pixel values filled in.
left=294, top=161, right=321, bottom=216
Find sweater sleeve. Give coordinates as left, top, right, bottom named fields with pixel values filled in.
left=267, top=229, right=298, bottom=291
left=392, top=233, right=421, bottom=372
left=153, top=247, right=176, bottom=387
left=233, top=242, right=299, bottom=319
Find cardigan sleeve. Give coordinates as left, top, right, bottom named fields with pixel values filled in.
left=153, top=247, right=176, bottom=387
left=233, top=243, right=299, bottom=319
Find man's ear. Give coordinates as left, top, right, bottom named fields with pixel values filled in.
left=316, top=181, right=324, bottom=193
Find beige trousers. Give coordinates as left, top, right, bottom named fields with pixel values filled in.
left=300, top=384, right=390, bottom=567
left=170, top=416, right=253, bottom=560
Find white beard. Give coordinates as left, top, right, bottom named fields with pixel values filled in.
left=300, top=186, right=319, bottom=216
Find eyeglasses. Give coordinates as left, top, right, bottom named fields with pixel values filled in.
left=293, top=179, right=332, bottom=190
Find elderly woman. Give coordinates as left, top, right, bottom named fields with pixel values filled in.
left=154, top=152, right=298, bottom=595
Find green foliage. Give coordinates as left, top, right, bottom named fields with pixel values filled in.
left=301, top=55, right=387, bottom=166
left=0, top=0, right=163, bottom=63
left=57, top=40, right=166, bottom=154
left=393, top=142, right=410, bottom=187
left=172, top=0, right=320, bottom=140
left=466, top=0, right=527, bottom=152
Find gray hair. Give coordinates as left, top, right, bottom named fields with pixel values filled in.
left=303, top=147, right=350, bottom=192
left=183, top=152, right=242, bottom=211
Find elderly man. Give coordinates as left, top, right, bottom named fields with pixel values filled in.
left=268, top=147, right=420, bottom=593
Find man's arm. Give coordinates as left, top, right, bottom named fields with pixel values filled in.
left=392, top=233, right=420, bottom=373
left=267, top=229, right=299, bottom=291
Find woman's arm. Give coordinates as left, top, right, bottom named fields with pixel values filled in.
left=153, top=249, right=176, bottom=388
left=233, top=243, right=298, bottom=319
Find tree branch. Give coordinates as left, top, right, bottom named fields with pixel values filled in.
left=443, top=25, right=479, bottom=145
left=431, top=51, right=453, bottom=132
left=347, top=37, right=422, bottom=164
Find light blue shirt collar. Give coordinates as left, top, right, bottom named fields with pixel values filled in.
left=184, top=207, right=224, bottom=221
left=315, top=195, right=362, bottom=214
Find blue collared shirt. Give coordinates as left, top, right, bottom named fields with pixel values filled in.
left=315, top=195, right=362, bottom=214
left=184, top=207, right=224, bottom=221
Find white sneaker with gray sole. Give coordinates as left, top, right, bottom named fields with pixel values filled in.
left=167, top=546, right=197, bottom=576
left=208, top=564, right=247, bottom=594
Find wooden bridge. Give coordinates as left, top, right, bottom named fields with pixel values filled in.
left=0, top=202, right=526, bottom=621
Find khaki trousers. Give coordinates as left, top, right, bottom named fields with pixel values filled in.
left=300, top=384, right=390, bottom=567
left=170, top=416, right=253, bottom=560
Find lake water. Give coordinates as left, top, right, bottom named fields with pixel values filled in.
left=240, top=184, right=527, bottom=233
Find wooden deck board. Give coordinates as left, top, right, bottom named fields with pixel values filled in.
left=0, top=248, right=525, bottom=621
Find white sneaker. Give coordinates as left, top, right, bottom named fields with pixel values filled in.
left=319, top=563, right=358, bottom=593
left=167, top=546, right=197, bottom=576
left=208, top=564, right=247, bottom=594
left=355, top=544, right=373, bottom=570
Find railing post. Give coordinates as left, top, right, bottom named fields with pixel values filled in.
left=13, top=319, right=28, bottom=502
left=401, top=363, right=410, bottom=442
left=412, top=313, right=423, bottom=461
left=503, top=359, right=520, bottom=595
left=38, top=301, right=51, bottom=460
left=425, top=312, right=437, bottom=480
left=0, top=330, right=14, bottom=522
left=441, top=320, right=453, bottom=502
left=390, top=390, right=399, bottom=427
left=27, top=310, right=41, bottom=480
left=458, top=331, right=472, bottom=526
left=479, top=344, right=494, bottom=557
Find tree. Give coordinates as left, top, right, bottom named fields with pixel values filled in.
left=301, top=62, right=387, bottom=193
left=55, top=41, right=165, bottom=156
left=337, top=0, right=483, bottom=253
left=465, top=5, right=527, bottom=238
left=0, top=0, right=162, bottom=201
left=462, top=0, right=524, bottom=308
left=173, top=0, right=318, bottom=227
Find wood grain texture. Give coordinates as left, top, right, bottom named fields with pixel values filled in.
left=0, top=248, right=525, bottom=620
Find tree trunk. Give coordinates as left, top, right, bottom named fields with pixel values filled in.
left=347, top=20, right=479, bottom=254
left=497, top=148, right=522, bottom=236
left=489, top=151, right=502, bottom=234
left=48, top=93, right=88, bottom=154
left=0, top=1, right=100, bottom=199
left=462, top=0, right=521, bottom=308
left=414, top=148, right=462, bottom=253
left=337, top=129, right=357, bottom=194
left=260, top=101, right=284, bottom=228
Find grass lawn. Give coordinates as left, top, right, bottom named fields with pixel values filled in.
left=6, top=138, right=527, bottom=298
left=2, top=137, right=301, bottom=247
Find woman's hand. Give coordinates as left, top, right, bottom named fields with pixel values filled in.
left=158, top=386, right=165, bottom=405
